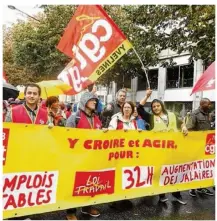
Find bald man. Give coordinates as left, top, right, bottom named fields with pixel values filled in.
left=186, top=98, right=214, bottom=197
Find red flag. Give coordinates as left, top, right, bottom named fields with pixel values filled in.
left=191, top=61, right=215, bottom=95
left=57, top=5, right=132, bottom=94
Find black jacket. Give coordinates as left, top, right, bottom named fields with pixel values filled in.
left=101, top=101, right=122, bottom=128
left=186, top=108, right=211, bottom=131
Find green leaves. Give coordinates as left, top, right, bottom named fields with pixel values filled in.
left=3, top=5, right=76, bottom=85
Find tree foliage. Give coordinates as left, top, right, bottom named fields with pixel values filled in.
left=3, top=25, right=33, bottom=86
left=3, top=6, right=76, bottom=85
left=3, top=5, right=215, bottom=87
left=127, top=5, right=215, bottom=65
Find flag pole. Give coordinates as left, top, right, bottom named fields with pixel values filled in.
left=132, top=47, right=150, bottom=89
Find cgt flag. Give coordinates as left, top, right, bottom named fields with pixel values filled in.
left=57, top=5, right=132, bottom=94
left=191, top=61, right=215, bottom=95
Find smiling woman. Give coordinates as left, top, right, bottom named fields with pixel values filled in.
left=108, top=101, right=138, bottom=131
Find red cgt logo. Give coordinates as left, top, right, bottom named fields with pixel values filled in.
left=73, top=170, right=115, bottom=197
left=205, top=133, right=215, bottom=155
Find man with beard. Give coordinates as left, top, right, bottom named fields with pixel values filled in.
left=187, top=98, right=214, bottom=197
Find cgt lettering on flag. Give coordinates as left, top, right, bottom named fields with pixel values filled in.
left=58, top=16, right=112, bottom=92
left=57, top=5, right=132, bottom=94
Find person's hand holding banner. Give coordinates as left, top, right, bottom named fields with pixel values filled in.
left=57, top=5, right=132, bottom=94
left=181, top=125, right=188, bottom=136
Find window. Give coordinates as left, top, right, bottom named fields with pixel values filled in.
left=137, top=69, right=158, bottom=90
left=166, top=66, right=179, bottom=88
left=165, top=102, right=193, bottom=119
left=166, top=64, right=194, bottom=89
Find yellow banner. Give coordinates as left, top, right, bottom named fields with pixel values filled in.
left=3, top=123, right=215, bottom=218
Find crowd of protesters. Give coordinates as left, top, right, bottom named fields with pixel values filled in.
left=3, top=82, right=215, bottom=220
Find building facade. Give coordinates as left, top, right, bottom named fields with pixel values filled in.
left=130, top=49, right=215, bottom=116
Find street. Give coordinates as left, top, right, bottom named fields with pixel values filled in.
left=30, top=189, right=215, bottom=220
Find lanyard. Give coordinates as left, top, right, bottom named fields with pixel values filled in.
left=86, top=116, right=94, bottom=129
left=159, top=115, right=169, bottom=127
